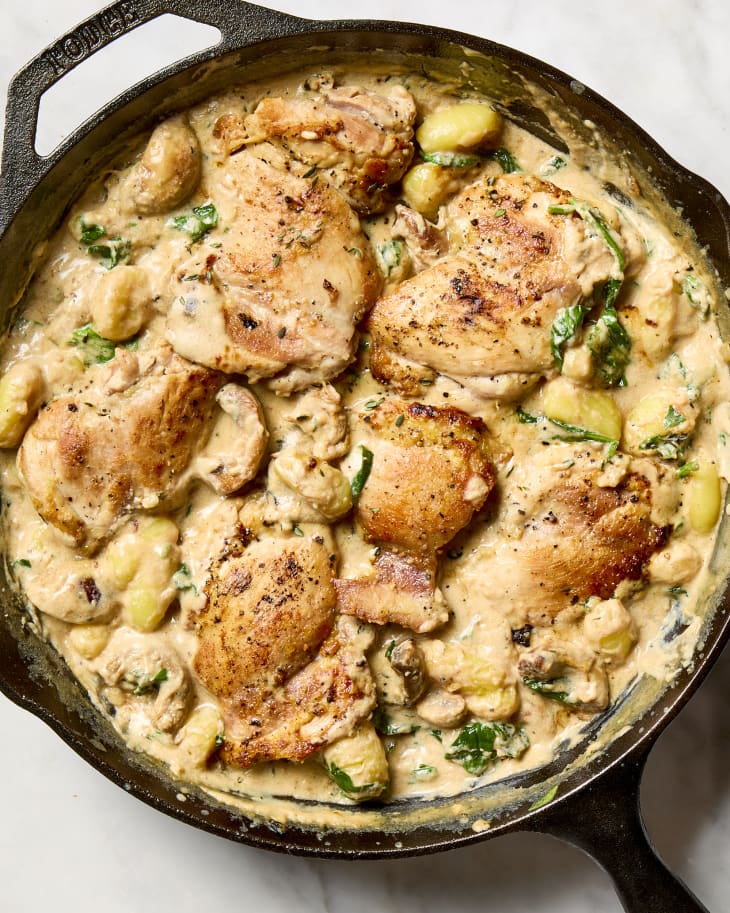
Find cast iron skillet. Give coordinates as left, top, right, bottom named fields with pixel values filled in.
left=1, top=2, right=730, bottom=911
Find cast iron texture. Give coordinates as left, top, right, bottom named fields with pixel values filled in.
left=1, top=3, right=729, bottom=912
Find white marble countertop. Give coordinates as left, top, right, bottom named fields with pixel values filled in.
left=1, top=1, right=729, bottom=911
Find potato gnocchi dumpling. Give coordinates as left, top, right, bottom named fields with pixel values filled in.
left=1, top=64, right=727, bottom=812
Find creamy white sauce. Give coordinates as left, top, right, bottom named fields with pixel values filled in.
left=1, top=63, right=728, bottom=825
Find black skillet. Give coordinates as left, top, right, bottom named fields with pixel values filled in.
left=1, top=3, right=729, bottom=911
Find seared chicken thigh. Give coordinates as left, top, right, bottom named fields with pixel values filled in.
left=166, top=144, right=381, bottom=392
left=461, top=444, right=670, bottom=627
left=193, top=536, right=376, bottom=767
left=369, top=173, right=630, bottom=397
left=335, top=400, right=496, bottom=632
left=18, top=347, right=266, bottom=549
left=236, top=76, right=416, bottom=214
left=354, top=400, right=496, bottom=556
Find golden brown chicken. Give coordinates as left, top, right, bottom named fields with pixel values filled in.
left=165, top=143, right=381, bottom=392
left=355, top=400, right=496, bottom=554
left=369, top=173, right=629, bottom=397
left=232, top=75, right=416, bottom=214
left=457, top=443, right=670, bottom=627
left=335, top=549, right=448, bottom=634
left=17, top=347, right=267, bottom=550
left=335, top=400, right=496, bottom=632
left=193, top=535, right=376, bottom=767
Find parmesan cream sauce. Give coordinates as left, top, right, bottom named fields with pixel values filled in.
left=2, top=63, right=729, bottom=822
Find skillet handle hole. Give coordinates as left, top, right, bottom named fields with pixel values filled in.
left=35, top=15, right=221, bottom=157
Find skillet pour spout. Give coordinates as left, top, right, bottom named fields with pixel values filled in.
left=1, top=3, right=729, bottom=912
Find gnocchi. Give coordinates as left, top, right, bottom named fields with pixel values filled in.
left=416, top=103, right=503, bottom=153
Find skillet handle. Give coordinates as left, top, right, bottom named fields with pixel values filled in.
left=0, top=0, right=305, bottom=206
left=531, top=751, right=710, bottom=913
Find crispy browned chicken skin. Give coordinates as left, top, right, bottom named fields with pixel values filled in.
left=354, top=400, right=496, bottom=555
left=17, top=347, right=266, bottom=550
left=236, top=77, right=416, bottom=214
left=165, top=144, right=381, bottom=392
left=368, top=173, right=623, bottom=397
left=335, top=400, right=496, bottom=632
left=472, top=445, right=670, bottom=626
left=18, top=349, right=218, bottom=549
left=193, top=535, right=375, bottom=767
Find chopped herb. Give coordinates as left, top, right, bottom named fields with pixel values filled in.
left=395, top=413, right=405, bottom=427
left=516, top=405, right=540, bottom=424
left=422, top=150, right=480, bottom=168
left=373, top=708, right=419, bottom=736
left=586, top=283, right=631, bottom=387
left=529, top=784, right=559, bottom=810
left=664, top=405, right=685, bottom=429
left=292, top=525, right=305, bottom=537
left=677, top=460, right=699, bottom=478
left=364, top=398, right=384, bottom=410
left=173, top=563, right=198, bottom=595
left=550, top=300, right=589, bottom=369
left=494, top=208, right=506, bottom=217
left=327, top=762, right=374, bottom=796
left=302, top=165, right=317, bottom=178
left=272, top=253, right=281, bottom=267
left=431, top=729, right=443, bottom=743
left=169, top=203, right=218, bottom=242
left=12, top=558, right=31, bottom=568
left=68, top=323, right=116, bottom=365
left=350, top=445, right=374, bottom=500
left=79, top=219, right=105, bottom=244
left=492, top=148, right=521, bottom=173
left=445, top=721, right=529, bottom=776
left=87, top=237, right=130, bottom=269
left=668, top=585, right=688, bottom=597
left=384, top=639, right=397, bottom=661
left=522, top=677, right=571, bottom=704
left=516, top=406, right=619, bottom=460
left=409, top=763, right=437, bottom=783
left=602, top=439, right=620, bottom=462
left=214, top=733, right=225, bottom=748
left=133, top=667, right=168, bottom=696
left=541, top=156, right=567, bottom=176
left=683, top=274, right=709, bottom=318
left=639, top=431, right=688, bottom=461
left=548, top=416, right=618, bottom=447
left=548, top=198, right=625, bottom=273
left=346, top=247, right=363, bottom=258
left=376, top=239, right=403, bottom=276
left=277, top=326, right=287, bottom=338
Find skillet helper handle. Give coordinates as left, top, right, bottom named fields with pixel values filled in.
left=534, top=753, right=710, bottom=913
left=0, top=0, right=304, bottom=206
